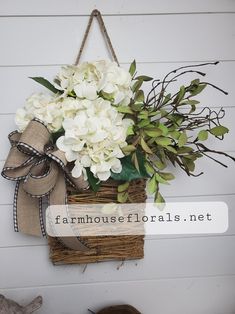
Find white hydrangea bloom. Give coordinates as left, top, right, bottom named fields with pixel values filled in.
left=96, top=60, right=133, bottom=105
left=15, top=93, right=63, bottom=133
left=56, top=60, right=133, bottom=106
left=55, top=65, right=77, bottom=92
left=56, top=98, right=131, bottom=181
left=60, top=97, right=83, bottom=119
left=15, top=60, right=134, bottom=183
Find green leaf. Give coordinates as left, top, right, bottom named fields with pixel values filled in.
left=154, top=159, right=167, bottom=170
left=191, top=79, right=200, bottom=86
left=158, top=124, right=169, bottom=136
left=68, top=90, right=76, bottom=97
left=132, top=152, right=140, bottom=172
left=210, top=125, right=229, bottom=137
left=135, top=90, right=145, bottom=103
left=129, top=60, right=136, bottom=76
left=187, top=99, right=200, bottom=106
left=118, top=182, right=130, bottom=192
left=155, top=137, right=172, bottom=147
left=132, top=79, right=143, bottom=92
left=122, top=145, right=137, bottom=153
left=175, top=86, right=185, bottom=103
left=147, top=175, right=157, bottom=194
left=160, top=109, right=168, bottom=118
left=159, top=149, right=167, bottom=162
left=169, top=130, right=180, bottom=140
left=86, top=168, right=101, bottom=192
left=159, top=172, right=175, bottom=181
left=135, top=149, right=150, bottom=177
left=111, top=156, right=141, bottom=181
left=100, top=90, right=114, bottom=101
left=181, top=157, right=195, bottom=172
left=189, top=104, right=196, bottom=113
left=162, top=93, right=171, bottom=105
left=190, top=83, right=206, bottom=96
left=111, top=154, right=149, bottom=182
left=183, top=154, right=199, bottom=161
left=178, top=132, right=187, bottom=147
left=139, top=110, right=149, bottom=116
left=198, top=130, right=208, bottom=141
left=164, top=146, right=177, bottom=154
left=117, top=106, right=134, bottom=114
left=144, top=128, right=162, bottom=138
left=145, top=162, right=155, bottom=174
left=148, top=110, right=161, bottom=117
left=30, top=77, right=62, bottom=94
left=141, top=137, right=153, bottom=154
left=155, top=173, right=169, bottom=185
left=138, top=119, right=150, bottom=128
left=131, top=103, right=142, bottom=112
left=154, top=191, right=165, bottom=204
left=117, top=191, right=129, bottom=203
left=135, top=75, right=153, bottom=82
left=127, top=125, right=135, bottom=135
left=138, top=112, right=148, bottom=120
left=177, top=146, right=193, bottom=154
left=168, top=114, right=184, bottom=126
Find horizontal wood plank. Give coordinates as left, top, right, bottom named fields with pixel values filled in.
left=1, top=150, right=234, bottom=206
left=1, top=275, right=235, bottom=314
left=0, top=194, right=234, bottom=248
left=0, top=61, right=233, bottom=115
left=0, top=235, right=235, bottom=289
left=0, top=14, right=234, bottom=65
left=1, top=0, right=235, bottom=16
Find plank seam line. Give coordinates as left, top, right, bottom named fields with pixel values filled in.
left=1, top=233, right=235, bottom=249
left=1, top=60, right=235, bottom=68
left=0, top=12, right=235, bottom=18
left=1, top=273, right=235, bottom=291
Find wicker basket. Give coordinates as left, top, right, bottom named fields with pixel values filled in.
left=48, top=179, right=147, bottom=265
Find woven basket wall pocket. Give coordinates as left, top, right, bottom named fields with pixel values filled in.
left=48, top=10, right=147, bottom=265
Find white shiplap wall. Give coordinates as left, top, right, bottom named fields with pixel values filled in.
left=0, top=1, right=235, bottom=313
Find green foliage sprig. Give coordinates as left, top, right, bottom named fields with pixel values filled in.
left=113, top=61, right=235, bottom=203
left=29, top=61, right=235, bottom=202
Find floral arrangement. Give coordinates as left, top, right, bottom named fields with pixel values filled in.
left=15, top=59, right=234, bottom=203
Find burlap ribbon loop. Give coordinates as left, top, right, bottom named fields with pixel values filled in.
left=2, top=118, right=89, bottom=251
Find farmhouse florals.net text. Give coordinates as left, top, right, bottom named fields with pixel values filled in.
left=1, top=10, right=234, bottom=263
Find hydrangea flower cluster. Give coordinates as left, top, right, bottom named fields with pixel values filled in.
left=12, top=59, right=233, bottom=202
left=56, top=60, right=133, bottom=105
left=15, top=93, right=62, bottom=133
left=15, top=60, right=133, bottom=182
left=57, top=98, right=131, bottom=181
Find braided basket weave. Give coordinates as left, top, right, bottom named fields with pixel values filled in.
left=48, top=179, right=146, bottom=265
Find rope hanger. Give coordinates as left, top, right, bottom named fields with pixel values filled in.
left=75, top=9, right=120, bottom=66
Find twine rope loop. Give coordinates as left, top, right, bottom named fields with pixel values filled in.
left=75, top=9, right=119, bottom=65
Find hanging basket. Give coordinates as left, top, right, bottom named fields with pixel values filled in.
left=2, top=9, right=232, bottom=267
left=48, top=179, right=146, bottom=265
left=45, top=10, right=147, bottom=265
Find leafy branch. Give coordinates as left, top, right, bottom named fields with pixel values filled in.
left=116, top=60, right=233, bottom=203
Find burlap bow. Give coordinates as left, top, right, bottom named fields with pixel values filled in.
left=1, top=119, right=89, bottom=251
